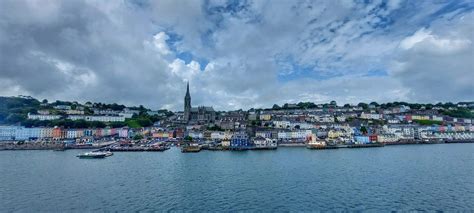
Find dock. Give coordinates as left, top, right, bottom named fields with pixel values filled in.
left=106, top=146, right=169, bottom=152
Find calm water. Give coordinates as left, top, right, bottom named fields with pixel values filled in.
left=1, top=144, right=474, bottom=212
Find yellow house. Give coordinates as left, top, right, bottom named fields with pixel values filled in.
left=221, top=138, right=231, bottom=147
left=259, top=114, right=272, bottom=121
left=328, top=130, right=344, bottom=139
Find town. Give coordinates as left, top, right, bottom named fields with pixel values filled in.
left=1, top=83, right=473, bottom=153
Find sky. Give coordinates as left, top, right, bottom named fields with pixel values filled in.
left=0, top=0, right=473, bottom=111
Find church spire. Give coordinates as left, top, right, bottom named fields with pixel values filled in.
left=186, top=81, right=190, bottom=96
left=184, top=81, right=191, bottom=122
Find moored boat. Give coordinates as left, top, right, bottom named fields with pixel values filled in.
left=347, top=143, right=385, bottom=148
left=76, top=152, right=107, bottom=159
left=181, top=143, right=201, bottom=153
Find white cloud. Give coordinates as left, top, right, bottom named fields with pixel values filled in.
left=400, top=28, right=472, bottom=54
left=0, top=0, right=472, bottom=110
left=391, top=13, right=474, bottom=102
left=152, top=32, right=172, bottom=55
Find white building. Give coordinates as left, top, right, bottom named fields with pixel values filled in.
left=118, top=112, right=134, bottom=119
left=0, top=126, right=17, bottom=141
left=28, top=113, right=61, bottom=121
left=360, top=112, right=383, bottom=120
left=40, top=128, right=54, bottom=138
left=54, top=105, right=72, bottom=110
left=253, top=137, right=277, bottom=148
left=66, top=129, right=79, bottom=139
left=273, top=120, right=291, bottom=128
left=68, top=115, right=125, bottom=122
left=384, top=125, right=414, bottom=139
left=65, top=110, right=84, bottom=115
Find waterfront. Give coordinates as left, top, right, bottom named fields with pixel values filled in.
left=1, top=144, right=474, bottom=211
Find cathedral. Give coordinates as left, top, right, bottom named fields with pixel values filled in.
left=184, top=82, right=216, bottom=123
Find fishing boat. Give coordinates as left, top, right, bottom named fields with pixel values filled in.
left=181, top=143, right=201, bottom=153
left=76, top=152, right=107, bottom=159
left=104, top=151, right=113, bottom=157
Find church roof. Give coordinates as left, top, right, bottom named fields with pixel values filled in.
left=191, top=106, right=215, bottom=112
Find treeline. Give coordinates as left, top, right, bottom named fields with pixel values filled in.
left=0, top=96, right=173, bottom=128
left=441, top=108, right=474, bottom=119
left=267, top=101, right=473, bottom=111
left=0, top=97, right=40, bottom=124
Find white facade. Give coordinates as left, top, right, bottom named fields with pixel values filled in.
left=118, top=128, right=129, bottom=138
left=68, top=115, right=125, bottom=122
left=67, top=129, right=79, bottom=139
left=273, top=121, right=291, bottom=128
left=119, top=112, right=134, bottom=119
left=28, top=113, right=61, bottom=121
left=65, top=110, right=84, bottom=115
left=360, top=112, right=383, bottom=120
left=187, top=132, right=203, bottom=139
left=0, top=126, right=17, bottom=141
left=254, top=138, right=277, bottom=148
left=278, top=130, right=311, bottom=140
left=40, top=128, right=54, bottom=138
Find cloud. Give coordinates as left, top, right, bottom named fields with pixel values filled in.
left=0, top=0, right=472, bottom=110
left=391, top=13, right=474, bottom=102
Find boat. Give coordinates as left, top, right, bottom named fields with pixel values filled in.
left=347, top=143, right=385, bottom=148
left=104, top=151, right=113, bottom=157
left=181, top=143, right=201, bottom=153
left=76, top=152, right=107, bottom=159
left=306, top=140, right=331, bottom=149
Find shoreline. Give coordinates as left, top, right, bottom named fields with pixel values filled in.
left=1, top=139, right=473, bottom=151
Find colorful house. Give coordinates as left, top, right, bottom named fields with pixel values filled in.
left=230, top=132, right=251, bottom=149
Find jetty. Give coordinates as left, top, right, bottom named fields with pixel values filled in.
left=0, top=142, right=65, bottom=151
left=105, top=146, right=169, bottom=152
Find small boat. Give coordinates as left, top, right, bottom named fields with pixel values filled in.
left=104, top=151, right=113, bottom=157
left=181, top=143, right=201, bottom=153
left=76, top=152, right=107, bottom=159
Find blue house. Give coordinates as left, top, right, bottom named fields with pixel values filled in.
left=230, top=132, right=252, bottom=150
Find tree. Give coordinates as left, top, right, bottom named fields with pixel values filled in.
left=42, top=99, right=48, bottom=104
left=369, top=102, right=379, bottom=107
left=137, top=117, right=153, bottom=127
left=6, top=114, right=25, bottom=124
left=272, top=104, right=281, bottom=110
left=343, top=104, right=351, bottom=108
left=184, top=135, right=193, bottom=142
left=360, top=126, right=368, bottom=135
left=358, top=102, right=369, bottom=110
left=133, top=134, right=144, bottom=140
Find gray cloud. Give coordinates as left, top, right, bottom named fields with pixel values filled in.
left=0, top=0, right=472, bottom=110
left=391, top=13, right=474, bottom=103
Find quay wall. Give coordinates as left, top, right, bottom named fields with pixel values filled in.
left=0, top=142, right=65, bottom=150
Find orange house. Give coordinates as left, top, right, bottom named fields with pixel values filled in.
left=52, top=127, right=66, bottom=139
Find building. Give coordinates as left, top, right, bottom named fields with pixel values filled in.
left=54, top=105, right=71, bottom=110
left=259, top=114, right=272, bottom=121
left=184, top=82, right=191, bottom=121
left=27, top=113, right=61, bottom=121
left=183, top=82, right=216, bottom=123
left=0, top=126, right=17, bottom=141
left=68, top=115, right=125, bottom=122
left=253, top=136, right=277, bottom=148
left=65, top=109, right=84, bottom=115
left=230, top=132, right=251, bottom=149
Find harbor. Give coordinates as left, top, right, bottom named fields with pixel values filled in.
left=2, top=143, right=474, bottom=212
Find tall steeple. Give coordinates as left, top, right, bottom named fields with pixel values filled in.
left=186, top=81, right=190, bottom=97
left=184, top=81, right=191, bottom=122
